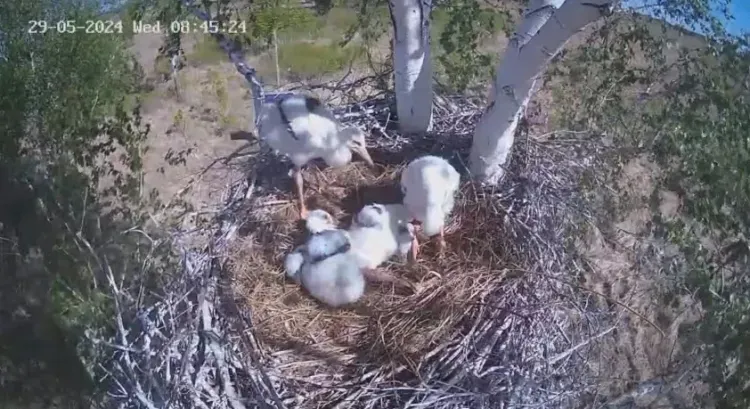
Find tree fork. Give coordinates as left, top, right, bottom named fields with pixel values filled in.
left=471, top=0, right=617, bottom=185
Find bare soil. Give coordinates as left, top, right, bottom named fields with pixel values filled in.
left=574, top=156, right=705, bottom=407
left=129, top=32, right=258, bottom=234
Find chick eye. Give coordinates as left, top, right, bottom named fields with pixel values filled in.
left=372, top=205, right=384, bottom=214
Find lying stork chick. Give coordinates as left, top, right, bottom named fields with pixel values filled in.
left=285, top=209, right=365, bottom=307
left=257, top=94, right=376, bottom=220
left=347, top=204, right=417, bottom=290
left=400, top=155, right=461, bottom=260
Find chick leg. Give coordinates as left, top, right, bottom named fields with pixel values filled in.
left=437, top=226, right=447, bottom=258
left=408, top=236, right=419, bottom=264
left=407, top=219, right=420, bottom=264
left=293, top=167, right=308, bottom=219
left=363, top=268, right=416, bottom=292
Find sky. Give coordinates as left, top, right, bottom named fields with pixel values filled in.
left=623, top=0, right=750, bottom=37
left=725, top=1, right=750, bottom=35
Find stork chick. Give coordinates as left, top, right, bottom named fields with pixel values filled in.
left=257, top=94, right=375, bottom=219
left=400, top=155, right=460, bottom=260
left=347, top=203, right=417, bottom=290
left=284, top=210, right=365, bottom=307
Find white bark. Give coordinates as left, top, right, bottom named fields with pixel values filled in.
left=487, top=0, right=565, bottom=104
left=389, top=0, right=434, bottom=134
left=470, top=0, right=616, bottom=184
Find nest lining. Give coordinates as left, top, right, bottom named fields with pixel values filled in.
left=229, top=158, right=516, bottom=373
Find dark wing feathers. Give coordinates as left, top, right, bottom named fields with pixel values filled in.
left=306, top=230, right=351, bottom=264
left=304, top=96, right=322, bottom=112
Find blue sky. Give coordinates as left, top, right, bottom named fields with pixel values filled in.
left=725, top=2, right=750, bottom=35
left=623, top=0, right=750, bottom=37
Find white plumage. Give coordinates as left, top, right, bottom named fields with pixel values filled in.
left=257, top=94, right=375, bottom=219
left=400, top=155, right=460, bottom=255
left=347, top=203, right=415, bottom=269
left=284, top=205, right=417, bottom=307
left=284, top=209, right=365, bottom=308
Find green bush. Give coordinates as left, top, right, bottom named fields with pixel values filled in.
left=0, top=0, right=160, bottom=406
left=434, top=0, right=511, bottom=93
left=549, top=13, right=750, bottom=408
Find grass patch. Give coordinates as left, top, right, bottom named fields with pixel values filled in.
left=267, top=41, right=365, bottom=81
left=319, top=6, right=359, bottom=40
left=188, top=36, right=226, bottom=66
left=241, top=5, right=321, bottom=53
left=207, top=69, right=232, bottom=126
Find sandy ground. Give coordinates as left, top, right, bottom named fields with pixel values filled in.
left=574, top=156, right=706, bottom=407
left=129, top=32, right=258, bottom=234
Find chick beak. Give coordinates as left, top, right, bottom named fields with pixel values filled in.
left=352, top=145, right=375, bottom=167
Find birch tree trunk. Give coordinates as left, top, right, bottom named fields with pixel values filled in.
left=471, top=0, right=617, bottom=184
left=389, top=0, right=433, bottom=134
left=487, top=0, right=565, bottom=104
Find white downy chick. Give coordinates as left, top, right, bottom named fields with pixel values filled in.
left=284, top=209, right=365, bottom=307
left=347, top=203, right=416, bottom=270
left=400, top=155, right=461, bottom=237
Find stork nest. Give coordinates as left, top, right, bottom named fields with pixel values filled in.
left=230, top=159, right=514, bottom=371
left=225, top=93, right=609, bottom=407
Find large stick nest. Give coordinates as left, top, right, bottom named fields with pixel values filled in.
left=97, top=80, right=613, bottom=409
left=223, top=88, right=607, bottom=407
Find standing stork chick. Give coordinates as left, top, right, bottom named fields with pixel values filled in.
left=284, top=209, right=365, bottom=307
left=400, top=155, right=461, bottom=260
left=257, top=94, right=375, bottom=219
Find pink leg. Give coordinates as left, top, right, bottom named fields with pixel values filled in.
left=408, top=219, right=420, bottom=263
left=293, top=167, right=308, bottom=219
left=409, top=236, right=419, bottom=264
left=363, top=268, right=416, bottom=291
left=437, top=226, right=446, bottom=258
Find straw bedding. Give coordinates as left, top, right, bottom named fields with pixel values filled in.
left=229, top=159, right=514, bottom=373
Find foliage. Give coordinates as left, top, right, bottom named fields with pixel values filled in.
left=649, top=37, right=750, bottom=409
left=434, top=0, right=510, bottom=93
left=548, top=5, right=749, bottom=408
left=246, top=0, right=319, bottom=46
left=339, top=1, right=391, bottom=46
left=127, top=0, right=187, bottom=56
left=0, top=0, right=162, bottom=406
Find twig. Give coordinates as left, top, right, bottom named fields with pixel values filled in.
left=548, top=325, right=617, bottom=365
